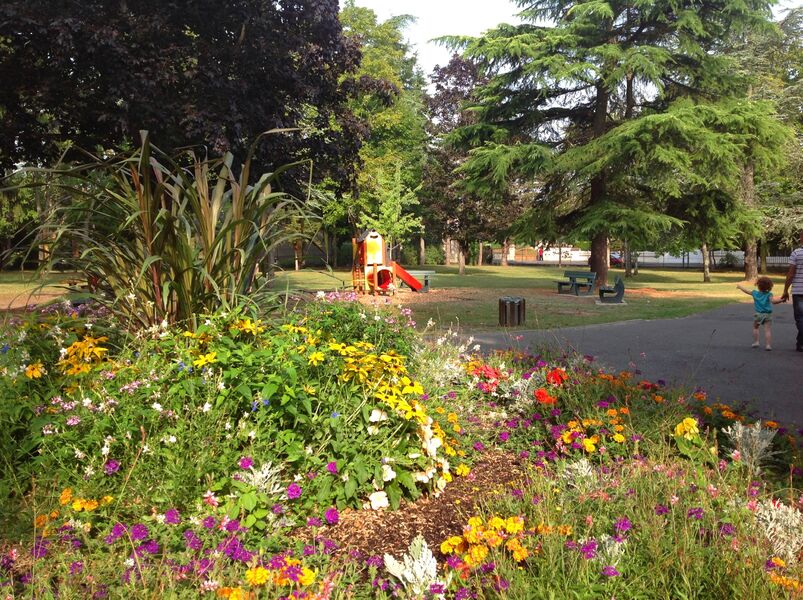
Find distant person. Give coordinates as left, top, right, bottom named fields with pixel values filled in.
left=780, top=230, right=803, bottom=351
left=538, top=246, right=544, bottom=261
left=737, top=277, right=785, bottom=351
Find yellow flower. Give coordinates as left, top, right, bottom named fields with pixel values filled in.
left=582, top=438, right=596, bottom=453
left=245, top=566, right=270, bottom=586
left=612, top=433, right=626, bottom=443
left=487, top=516, right=506, bottom=531
left=674, top=417, right=699, bottom=440
left=504, top=516, right=524, bottom=535
left=298, top=567, right=316, bottom=586
left=440, top=536, right=465, bottom=554
left=465, top=544, right=489, bottom=567
left=193, top=352, right=217, bottom=368
left=59, top=488, right=73, bottom=506
left=456, top=464, right=470, bottom=477
left=25, top=362, right=45, bottom=379
left=307, top=351, right=325, bottom=366
left=303, top=385, right=316, bottom=395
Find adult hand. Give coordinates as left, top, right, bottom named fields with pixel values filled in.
left=781, top=292, right=790, bottom=302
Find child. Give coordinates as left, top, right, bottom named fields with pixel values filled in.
left=737, top=277, right=785, bottom=350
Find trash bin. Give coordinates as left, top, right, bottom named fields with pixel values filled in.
left=498, top=296, right=525, bottom=327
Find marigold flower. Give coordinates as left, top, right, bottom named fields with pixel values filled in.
left=456, top=464, right=470, bottom=477
left=59, top=488, right=73, bottom=506
left=245, top=566, right=270, bottom=586
left=535, top=388, right=557, bottom=405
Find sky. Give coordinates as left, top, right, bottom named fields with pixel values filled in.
left=347, top=0, right=803, bottom=78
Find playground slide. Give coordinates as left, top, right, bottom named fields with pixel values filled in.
left=392, top=262, right=423, bottom=292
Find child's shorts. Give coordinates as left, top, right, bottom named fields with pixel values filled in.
left=754, top=312, right=773, bottom=325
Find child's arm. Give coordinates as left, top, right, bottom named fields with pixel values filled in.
left=771, top=295, right=786, bottom=304
left=736, top=284, right=753, bottom=296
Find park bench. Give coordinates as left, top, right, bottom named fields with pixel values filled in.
left=401, top=270, right=435, bottom=293
left=555, top=270, right=596, bottom=296
left=598, top=276, right=625, bottom=304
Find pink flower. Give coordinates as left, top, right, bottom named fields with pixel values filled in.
left=202, top=490, right=219, bottom=507
left=238, top=456, right=253, bottom=470
left=325, top=508, right=339, bottom=525
left=287, top=483, right=302, bottom=500
left=326, top=462, right=338, bottom=475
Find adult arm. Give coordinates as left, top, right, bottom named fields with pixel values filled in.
left=782, top=264, right=796, bottom=301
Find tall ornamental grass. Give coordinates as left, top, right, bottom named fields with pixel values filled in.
left=35, top=130, right=317, bottom=329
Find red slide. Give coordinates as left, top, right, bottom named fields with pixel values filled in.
left=392, top=262, right=423, bottom=292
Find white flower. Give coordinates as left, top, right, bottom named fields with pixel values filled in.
left=151, top=402, right=163, bottom=412
left=367, top=425, right=380, bottom=435
left=169, top=435, right=176, bottom=443
left=155, top=514, right=166, bottom=524
left=84, top=465, right=95, bottom=477
left=382, top=464, right=397, bottom=482
left=305, top=445, right=313, bottom=455
left=73, top=448, right=85, bottom=460
left=316, top=291, right=326, bottom=299
left=142, top=444, right=151, bottom=454
left=374, top=315, right=381, bottom=321
left=201, top=402, right=212, bottom=413
left=369, top=409, right=389, bottom=423
left=248, top=430, right=256, bottom=439
left=369, top=491, right=389, bottom=510
left=124, top=558, right=135, bottom=568
left=426, top=318, right=435, bottom=328
left=224, top=422, right=232, bottom=430
left=341, top=472, right=350, bottom=482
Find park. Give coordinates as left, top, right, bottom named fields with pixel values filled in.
left=1, top=1, right=803, bottom=599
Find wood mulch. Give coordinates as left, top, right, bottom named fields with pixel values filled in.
left=321, top=451, right=529, bottom=560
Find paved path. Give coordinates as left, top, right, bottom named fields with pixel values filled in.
left=471, top=302, right=803, bottom=425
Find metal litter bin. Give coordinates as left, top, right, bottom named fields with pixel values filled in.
left=498, top=296, right=525, bottom=327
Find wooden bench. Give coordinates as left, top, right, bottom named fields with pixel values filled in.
left=555, top=271, right=596, bottom=296
left=598, top=276, right=625, bottom=303
left=402, top=270, right=436, bottom=293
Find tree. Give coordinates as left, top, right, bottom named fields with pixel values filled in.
left=447, top=0, right=777, bottom=286
left=358, top=166, right=423, bottom=255
left=339, top=2, right=428, bottom=226
left=0, top=0, right=363, bottom=187
left=421, top=55, right=513, bottom=275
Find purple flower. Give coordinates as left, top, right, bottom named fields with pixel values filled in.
left=687, top=507, right=704, bottom=521
left=602, top=566, right=620, bottom=577
left=365, top=555, right=383, bottom=568
left=473, top=442, right=485, bottom=452
left=580, top=539, right=597, bottom=559
left=480, top=561, right=496, bottom=573
left=202, top=516, right=217, bottom=529
left=325, top=508, right=339, bottom=525
left=164, top=509, right=181, bottom=525
left=287, top=483, right=302, bottom=500
left=307, top=517, right=322, bottom=527
left=69, top=561, right=83, bottom=575
left=614, top=517, right=632, bottom=533
left=719, top=523, right=736, bottom=537
left=225, top=519, right=241, bottom=532
left=139, top=540, right=160, bottom=555
left=184, top=530, right=203, bottom=551
left=31, top=537, right=50, bottom=559
left=455, top=588, right=472, bottom=600
left=654, top=504, right=669, bottom=516
left=104, top=459, right=120, bottom=475
left=499, top=431, right=510, bottom=442
left=130, top=523, right=149, bottom=541
left=104, top=522, right=127, bottom=544
left=326, top=461, right=338, bottom=475
left=272, top=503, right=285, bottom=514
left=238, top=456, right=253, bottom=470
left=430, top=583, right=446, bottom=595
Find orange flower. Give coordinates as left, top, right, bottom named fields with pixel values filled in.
left=534, top=388, right=557, bottom=405
left=546, top=368, right=568, bottom=385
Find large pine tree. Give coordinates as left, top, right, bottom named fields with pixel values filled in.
left=447, top=0, right=780, bottom=285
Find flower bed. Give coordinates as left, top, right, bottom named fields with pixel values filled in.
left=1, top=297, right=802, bottom=599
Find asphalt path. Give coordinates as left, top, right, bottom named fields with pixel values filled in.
left=471, top=302, right=803, bottom=425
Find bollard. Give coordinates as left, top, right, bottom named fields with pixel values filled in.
left=498, top=296, right=525, bottom=327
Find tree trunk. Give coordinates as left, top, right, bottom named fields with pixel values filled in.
left=293, top=240, right=302, bottom=271
left=477, top=242, right=483, bottom=266
left=633, top=253, right=639, bottom=276
left=558, top=243, right=563, bottom=268
left=741, top=161, right=758, bottom=280
left=458, top=245, right=466, bottom=275
left=590, top=232, right=609, bottom=288
left=419, top=236, right=426, bottom=266
left=444, top=237, right=452, bottom=265
left=332, top=232, right=338, bottom=268
left=588, top=81, right=610, bottom=287
left=759, top=239, right=767, bottom=274
left=501, top=238, right=509, bottom=267
left=701, top=242, right=711, bottom=283
left=624, top=239, right=632, bottom=278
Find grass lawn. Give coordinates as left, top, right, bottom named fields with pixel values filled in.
left=0, top=271, right=75, bottom=310
left=273, top=264, right=759, bottom=330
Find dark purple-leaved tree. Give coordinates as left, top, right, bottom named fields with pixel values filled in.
left=0, top=0, right=364, bottom=187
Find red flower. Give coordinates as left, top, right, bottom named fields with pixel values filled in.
left=546, top=368, right=568, bottom=386
left=535, top=388, right=557, bottom=405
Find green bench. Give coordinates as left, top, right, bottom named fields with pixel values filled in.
left=555, top=270, right=597, bottom=296
left=402, top=270, right=436, bottom=293
left=598, top=276, right=625, bottom=303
